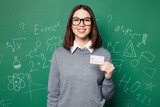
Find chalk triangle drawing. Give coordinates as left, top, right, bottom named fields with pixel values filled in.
left=143, top=68, right=156, bottom=79
left=123, top=40, right=136, bottom=57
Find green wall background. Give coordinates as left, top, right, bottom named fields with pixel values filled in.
left=0, top=0, right=160, bottom=106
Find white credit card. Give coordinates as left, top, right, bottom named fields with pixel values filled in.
left=90, top=55, right=104, bottom=65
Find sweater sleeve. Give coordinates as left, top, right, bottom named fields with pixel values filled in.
left=101, top=52, right=115, bottom=101
left=47, top=51, right=60, bottom=107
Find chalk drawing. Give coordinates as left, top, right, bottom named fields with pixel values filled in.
left=136, top=94, right=151, bottom=106
left=8, top=73, right=25, bottom=92
left=0, top=55, right=3, bottom=64
left=40, top=53, right=49, bottom=69
left=13, top=56, right=21, bottom=69
left=0, top=98, right=13, bottom=107
left=123, top=40, right=136, bottom=57
left=6, top=37, right=26, bottom=53
left=130, top=81, right=141, bottom=93
left=25, top=41, right=41, bottom=58
left=107, top=15, right=112, bottom=23
left=107, top=42, right=122, bottom=54
left=143, top=68, right=156, bottom=79
left=118, top=75, right=141, bottom=93
left=124, top=99, right=135, bottom=107
left=118, top=75, right=131, bottom=93
left=34, top=22, right=60, bottom=36
left=19, top=22, right=26, bottom=33
left=28, top=53, right=49, bottom=72
left=23, top=73, right=46, bottom=100
left=131, top=51, right=155, bottom=67
left=137, top=33, right=148, bottom=47
left=112, top=59, right=123, bottom=72
left=114, top=25, right=147, bottom=44
left=29, top=61, right=38, bottom=72
left=46, top=36, right=62, bottom=51
left=145, top=82, right=155, bottom=91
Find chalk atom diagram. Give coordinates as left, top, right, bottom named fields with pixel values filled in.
left=8, top=73, right=25, bottom=92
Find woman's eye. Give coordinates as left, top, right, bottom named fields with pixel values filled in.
left=74, top=19, right=79, bottom=21
left=85, top=19, right=90, bottom=21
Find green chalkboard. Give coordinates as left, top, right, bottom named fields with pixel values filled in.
left=0, top=0, right=160, bottom=107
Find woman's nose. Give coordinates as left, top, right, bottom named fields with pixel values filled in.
left=79, top=20, right=85, bottom=26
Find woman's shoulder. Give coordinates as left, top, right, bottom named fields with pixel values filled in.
left=53, top=46, right=70, bottom=55
left=94, top=47, right=111, bottom=55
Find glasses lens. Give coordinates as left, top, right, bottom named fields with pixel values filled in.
left=72, top=18, right=80, bottom=25
left=84, top=18, right=91, bottom=25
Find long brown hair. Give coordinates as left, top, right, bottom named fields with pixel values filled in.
left=63, top=5, right=102, bottom=50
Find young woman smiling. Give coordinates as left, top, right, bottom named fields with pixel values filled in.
left=47, top=5, right=115, bottom=107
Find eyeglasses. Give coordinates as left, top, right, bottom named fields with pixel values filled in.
left=71, top=17, right=92, bottom=26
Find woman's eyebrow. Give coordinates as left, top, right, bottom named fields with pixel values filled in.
left=72, top=17, right=91, bottom=19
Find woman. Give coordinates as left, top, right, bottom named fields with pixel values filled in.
left=47, top=5, right=115, bottom=107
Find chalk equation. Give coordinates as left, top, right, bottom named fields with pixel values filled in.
left=118, top=74, right=141, bottom=94
left=107, top=41, right=122, bottom=54
left=114, top=25, right=148, bottom=47
left=25, top=41, right=41, bottom=59
left=112, top=59, right=123, bottom=72
left=6, top=37, right=26, bottom=53
left=34, top=22, right=60, bottom=36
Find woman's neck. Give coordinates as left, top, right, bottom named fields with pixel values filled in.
left=75, top=37, right=90, bottom=49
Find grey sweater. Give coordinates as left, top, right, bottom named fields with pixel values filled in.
left=47, top=47, right=115, bottom=107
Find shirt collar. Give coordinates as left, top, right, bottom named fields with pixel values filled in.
left=70, top=40, right=94, bottom=54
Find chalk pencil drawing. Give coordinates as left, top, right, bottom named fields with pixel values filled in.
left=137, top=33, right=148, bottom=47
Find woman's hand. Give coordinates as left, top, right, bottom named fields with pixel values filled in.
left=100, top=62, right=115, bottom=79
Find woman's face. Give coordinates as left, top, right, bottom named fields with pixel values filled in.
left=71, top=9, right=92, bottom=40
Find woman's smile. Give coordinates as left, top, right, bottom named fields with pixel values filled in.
left=77, top=28, right=86, bottom=34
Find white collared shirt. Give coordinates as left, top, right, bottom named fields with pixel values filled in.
left=70, top=40, right=94, bottom=54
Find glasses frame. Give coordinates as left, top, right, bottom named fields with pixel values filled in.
left=71, top=17, right=92, bottom=26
